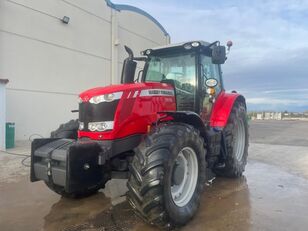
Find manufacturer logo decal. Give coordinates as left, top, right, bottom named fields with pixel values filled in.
left=140, top=89, right=175, bottom=97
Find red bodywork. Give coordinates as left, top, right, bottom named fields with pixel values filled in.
left=210, top=90, right=243, bottom=128
left=79, top=82, right=176, bottom=140
left=79, top=83, right=243, bottom=141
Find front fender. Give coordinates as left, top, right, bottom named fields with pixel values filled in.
left=210, top=91, right=246, bottom=129
left=161, top=111, right=207, bottom=136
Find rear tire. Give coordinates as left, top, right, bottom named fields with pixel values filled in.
left=127, top=123, right=206, bottom=228
left=47, top=119, right=102, bottom=198
left=215, top=102, right=249, bottom=177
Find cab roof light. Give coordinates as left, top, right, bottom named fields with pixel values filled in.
left=191, top=41, right=200, bottom=47
left=183, top=43, right=192, bottom=50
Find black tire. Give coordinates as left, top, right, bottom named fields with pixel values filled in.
left=215, top=102, right=249, bottom=177
left=127, top=123, right=206, bottom=228
left=50, top=119, right=78, bottom=139
left=47, top=119, right=101, bottom=198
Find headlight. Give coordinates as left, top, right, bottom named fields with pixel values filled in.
left=79, top=122, right=84, bottom=130
left=89, top=92, right=123, bottom=104
left=184, top=42, right=200, bottom=49
left=78, top=97, right=83, bottom=103
left=88, top=121, right=114, bottom=132
left=89, top=94, right=113, bottom=104
left=183, top=43, right=192, bottom=50
left=191, top=41, right=200, bottom=47
left=104, top=93, right=115, bottom=102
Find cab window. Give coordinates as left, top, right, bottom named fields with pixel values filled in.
left=145, top=53, right=197, bottom=111
left=200, top=55, right=222, bottom=95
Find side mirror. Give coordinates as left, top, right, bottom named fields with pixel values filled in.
left=212, top=46, right=226, bottom=64
left=121, top=58, right=137, bottom=84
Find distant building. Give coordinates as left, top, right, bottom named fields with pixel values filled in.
left=250, top=111, right=307, bottom=121
left=0, top=0, right=170, bottom=140
left=252, top=112, right=282, bottom=120
left=274, top=112, right=282, bottom=120
left=256, top=113, right=263, bottom=120
left=264, top=112, right=271, bottom=120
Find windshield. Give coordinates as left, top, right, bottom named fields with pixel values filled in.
left=144, top=52, right=197, bottom=111
left=144, top=53, right=196, bottom=93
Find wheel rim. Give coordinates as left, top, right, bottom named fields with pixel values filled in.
left=171, top=147, right=198, bottom=207
left=234, top=118, right=245, bottom=161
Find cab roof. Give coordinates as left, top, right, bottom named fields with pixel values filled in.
left=151, top=41, right=210, bottom=51
left=142, top=40, right=212, bottom=56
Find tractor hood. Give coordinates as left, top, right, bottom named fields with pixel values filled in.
left=79, top=82, right=173, bottom=102
left=77, top=81, right=176, bottom=141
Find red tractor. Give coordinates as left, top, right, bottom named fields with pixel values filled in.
left=31, top=40, right=248, bottom=228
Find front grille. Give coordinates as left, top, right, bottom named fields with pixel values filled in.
left=79, top=100, right=119, bottom=131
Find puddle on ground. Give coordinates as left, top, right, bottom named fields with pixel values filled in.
left=62, top=201, right=141, bottom=231
left=1, top=161, right=308, bottom=231
left=44, top=193, right=111, bottom=231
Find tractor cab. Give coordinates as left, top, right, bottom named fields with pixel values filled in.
left=122, top=41, right=229, bottom=121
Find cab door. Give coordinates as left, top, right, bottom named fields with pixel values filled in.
left=199, top=54, right=223, bottom=122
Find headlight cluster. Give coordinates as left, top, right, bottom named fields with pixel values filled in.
left=79, top=121, right=114, bottom=131
left=141, top=49, right=152, bottom=56
left=88, top=121, right=114, bottom=132
left=89, top=92, right=123, bottom=104
left=183, top=41, right=200, bottom=50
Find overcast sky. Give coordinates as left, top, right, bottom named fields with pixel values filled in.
left=115, top=0, right=308, bottom=112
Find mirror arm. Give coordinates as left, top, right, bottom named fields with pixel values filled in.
left=207, top=41, right=220, bottom=48
left=135, top=70, right=143, bottom=82
left=133, top=57, right=148, bottom=61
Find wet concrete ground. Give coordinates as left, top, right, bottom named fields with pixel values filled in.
left=1, top=120, right=308, bottom=231
left=249, top=120, right=308, bottom=147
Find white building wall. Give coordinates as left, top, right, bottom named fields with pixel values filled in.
left=0, top=81, right=7, bottom=150
left=0, top=0, right=169, bottom=140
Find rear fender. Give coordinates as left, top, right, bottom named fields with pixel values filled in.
left=210, top=91, right=246, bottom=129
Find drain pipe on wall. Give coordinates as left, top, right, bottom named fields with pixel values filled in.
left=0, top=79, right=9, bottom=151
left=111, top=8, right=120, bottom=84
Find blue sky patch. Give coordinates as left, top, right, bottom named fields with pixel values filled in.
left=114, top=0, right=308, bottom=111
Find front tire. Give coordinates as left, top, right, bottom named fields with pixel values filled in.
left=50, top=119, right=78, bottom=139
left=127, top=123, right=206, bottom=228
left=215, top=102, right=249, bottom=177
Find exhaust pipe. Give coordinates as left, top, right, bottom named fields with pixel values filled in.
left=120, top=46, right=137, bottom=84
